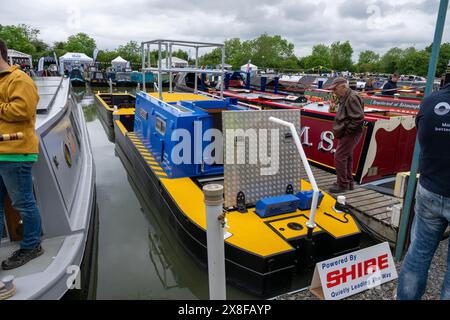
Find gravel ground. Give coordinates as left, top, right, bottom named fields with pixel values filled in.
left=276, top=239, right=449, bottom=300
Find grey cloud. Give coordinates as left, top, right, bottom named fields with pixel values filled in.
left=0, top=0, right=449, bottom=60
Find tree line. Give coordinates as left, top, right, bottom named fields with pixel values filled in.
left=1, top=24, right=449, bottom=77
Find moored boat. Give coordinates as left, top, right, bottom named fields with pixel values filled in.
left=69, top=67, right=86, bottom=87
left=94, top=92, right=135, bottom=141
left=88, top=66, right=108, bottom=87
left=213, top=88, right=418, bottom=184
left=0, top=76, right=97, bottom=299
left=115, top=72, right=134, bottom=87
left=112, top=40, right=362, bottom=297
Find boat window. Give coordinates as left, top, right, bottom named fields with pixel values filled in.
left=156, top=116, right=166, bottom=136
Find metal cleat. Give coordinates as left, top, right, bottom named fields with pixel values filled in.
left=0, top=275, right=16, bottom=300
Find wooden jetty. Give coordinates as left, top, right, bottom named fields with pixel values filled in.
left=301, top=165, right=402, bottom=245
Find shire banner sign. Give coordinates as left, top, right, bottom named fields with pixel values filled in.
left=310, top=242, right=398, bottom=300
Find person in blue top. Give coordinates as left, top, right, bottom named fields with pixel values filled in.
left=397, top=74, right=450, bottom=300
left=382, top=73, right=399, bottom=96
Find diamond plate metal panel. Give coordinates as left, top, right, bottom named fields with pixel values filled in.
left=223, top=110, right=302, bottom=208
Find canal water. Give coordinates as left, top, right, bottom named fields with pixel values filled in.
left=74, top=85, right=377, bottom=300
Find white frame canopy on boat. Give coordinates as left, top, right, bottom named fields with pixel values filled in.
left=140, top=39, right=226, bottom=99
left=111, top=56, right=130, bottom=71
left=58, top=52, right=94, bottom=74
left=7, top=49, right=33, bottom=68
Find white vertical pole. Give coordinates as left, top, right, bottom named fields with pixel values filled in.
left=220, top=46, right=225, bottom=99
left=141, top=43, right=146, bottom=92
left=268, top=116, right=319, bottom=229
left=203, top=184, right=226, bottom=300
left=195, top=47, right=199, bottom=94
left=169, top=43, right=173, bottom=93
left=158, top=41, right=163, bottom=100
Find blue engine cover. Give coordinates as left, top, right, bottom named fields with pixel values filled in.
left=296, top=190, right=324, bottom=210
left=255, top=194, right=300, bottom=218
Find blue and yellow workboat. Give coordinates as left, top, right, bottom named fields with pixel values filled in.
left=113, top=91, right=361, bottom=297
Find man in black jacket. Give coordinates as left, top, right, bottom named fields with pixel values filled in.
left=397, top=79, right=450, bottom=300
left=382, top=73, right=399, bottom=96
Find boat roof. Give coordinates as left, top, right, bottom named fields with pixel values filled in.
left=34, top=76, right=71, bottom=132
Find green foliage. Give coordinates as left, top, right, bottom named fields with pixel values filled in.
left=0, top=24, right=41, bottom=55
left=64, top=33, right=96, bottom=57
left=96, top=49, right=119, bottom=64
left=116, top=41, right=141, bottom=64
left=199, top=34, right=299, bottom=71
left=330, top=41, right=354, bottom=71
left=357, top=50, right=380, bottom=73
left=2, top=23, right=450, bottom=77
left=301, top=44, right=332, bottom=71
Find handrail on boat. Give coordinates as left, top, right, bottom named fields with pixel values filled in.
left=268, top=116, right=319, bottom=230
left=197, top=90, right=261, bottom=110
left=140, top=39, right=226, bottom=100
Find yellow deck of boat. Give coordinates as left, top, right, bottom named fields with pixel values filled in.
left=119, top=92, right=360, bottom=258
left=95, top=92, right=136, bottom=112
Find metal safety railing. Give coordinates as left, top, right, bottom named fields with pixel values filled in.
left=268, top=117, right=319, bottom=231
left=140, top=39, right=226, bottom=100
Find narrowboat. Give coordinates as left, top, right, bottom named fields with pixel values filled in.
left=297, top=103, right=416, bottom=184
left=213, top=88, right=417, bottom=184
left=175, top=72, right=309, bottom=108
left=88, top=69, right=108, bottom=87
left=131, top=71, right=155, bottom=85
left=0, top=76, right=97, bottom=299
left=112, top=91, right=361, bottom=297
left=68, top=67, right=86, bottom=87
left=94, top=92, right=135, bottom=141
left=115, top=72, right=134, bottom=87
left=305, top=88, right=421, bottom=114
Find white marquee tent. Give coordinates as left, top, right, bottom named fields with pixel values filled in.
left=7, top=49, right=33, bottom=68
left=158, top=56, right=189, bottom=69
left=111, top=56, right=130, bottom=71
left=240, top=62, right=258, bottom=73
left=59, top=52, right=93, bottom=74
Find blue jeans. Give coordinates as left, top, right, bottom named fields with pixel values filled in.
left=0, top=162, right=42, bottom=249
left=397, top=183, right=450, bottom=300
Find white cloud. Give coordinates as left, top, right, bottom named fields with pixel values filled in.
left=1, top=0, right=449, bottom=59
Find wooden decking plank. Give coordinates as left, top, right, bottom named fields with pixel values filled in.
left=358, top=199, right=400, bottom=212
left=350, top=196, right=392, bottom=207
left=365, top=207, right=391, bottom=216
left=345, top=190, right=380, bottom=200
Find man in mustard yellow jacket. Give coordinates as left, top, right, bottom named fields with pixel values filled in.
left=0, top=39, right=43, bottom=270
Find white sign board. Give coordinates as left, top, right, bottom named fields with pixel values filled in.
left=310, top=242, right=398, bottom=300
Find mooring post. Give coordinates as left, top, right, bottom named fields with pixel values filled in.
left=245, top=72, right=251, bottom=90
left=260, top=76, right=267, bottom=92
left=274, top=76, right=279, bottom=94
left=203, top=184, right=226, bottom=300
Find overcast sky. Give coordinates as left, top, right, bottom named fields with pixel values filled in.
left=1, top=0, right=450, bottom=59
